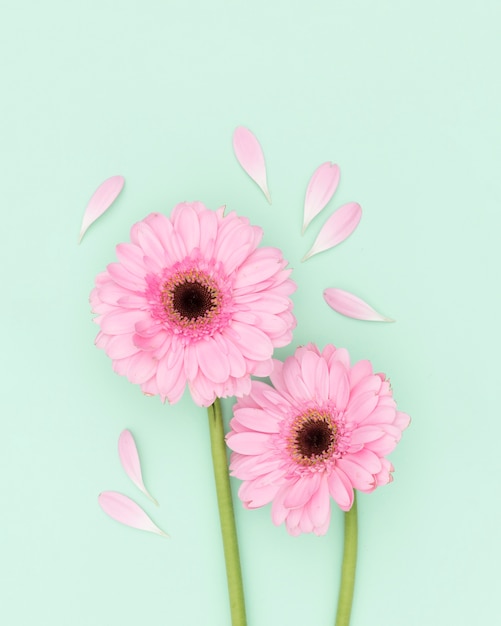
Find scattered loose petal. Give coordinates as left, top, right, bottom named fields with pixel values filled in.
left=323, top=288, right=394, bottom=322
left=302, top=162, right=340, bottom=234
left=232, top=127, right=271, bottom=203
left=118, top=430, right=158, bottom=505
left=302, top=202, right=362, bottom=261
left=78, top=175, right=125, bottom=243
left=98, top=491, right=168, bottom=537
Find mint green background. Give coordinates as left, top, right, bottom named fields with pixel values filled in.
left=2, top=1, right=499, bottom=625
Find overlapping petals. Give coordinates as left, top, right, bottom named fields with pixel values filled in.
left=227, top=343, right=410, bottom=535
left=91, top=202, right=296, bottom=406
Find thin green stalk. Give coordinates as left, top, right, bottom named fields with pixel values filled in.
left=335, top=492, right=358, bottom=626
left=208, top=398, right=247, bottom=626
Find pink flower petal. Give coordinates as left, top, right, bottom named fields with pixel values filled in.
left=323, top=288, right=394, bottom=322
left=328, top=361, right=350, bottom=410
left=302, top=202, right=362, bottom=261
left=98, top=491, right=168, bottom=537
left=336, top=458, right=376, bottom=492
left=302, top=162, right=340, bottom=234
left=118, top=430, right=158, bottom=505
left=226, top=431, right=270, bottom=455
left=394, top=411, right=411, bottom=431
left=229, top=407, right=280, bottom=434
left=284, top=473, right=321, bottom=509
left=327, top=469, right=354, bottom=511
left=195, top=338, right=231, bottom=384
left=78, top=175, right=124, bottom=243
left=307, top=473, right=331, bottom=528
left=232, top=126, right=271, bottom=204
left=238, top=480, right=281, bottom=509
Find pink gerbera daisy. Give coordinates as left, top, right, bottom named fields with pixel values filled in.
left=226, top=343, right=410, bottom=535
left=90, top=202, right=296, bottom=407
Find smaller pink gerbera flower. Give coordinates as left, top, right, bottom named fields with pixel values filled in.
left=226, top=343, right=410, bottom=536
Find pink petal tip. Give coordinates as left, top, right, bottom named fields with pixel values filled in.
left=323, top=288, right=394, bottom=322
left=232, top=126, right=271, bottom=204
left=118, top=430, right=158, bottom=505
left=302, top=162, right=340, bottom=234
left=98, top=491, right=168, bottom=537
left=78, top=175, right=125, bottom=243
left=302, top=202, right=362, bottom=261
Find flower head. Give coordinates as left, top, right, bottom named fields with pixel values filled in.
left=226, top=343, right=410, bottom=536
left=90, top=202, right=296, bottom=407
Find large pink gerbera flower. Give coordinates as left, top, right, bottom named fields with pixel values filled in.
left=90, top=202, right=296, bottom=407
left=227, top=343, right=410, bottom=535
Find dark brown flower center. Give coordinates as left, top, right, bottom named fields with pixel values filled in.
left=160, top=269, right=223, bottom=334
left=172, top=281, right=216, bottom=320
left=297, top=420, right=333, bottom=457
left=288, top=410, right=337, bottom=466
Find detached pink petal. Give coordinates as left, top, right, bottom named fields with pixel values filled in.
left=118, top=430, right=158, bottom=505
left=232, top=126, right=271, bottom=203
left=302, top=162, right=340, bottom=234
left=302, top=202, right=362, bottom=261
left=78, top=175, right=125, bottom=243
left=98, top=491, right=168, bottom=537
left=323, top=288, right=394, bottom=322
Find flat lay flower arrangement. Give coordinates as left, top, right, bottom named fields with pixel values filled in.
left=80, top=126, right=410, bottom=626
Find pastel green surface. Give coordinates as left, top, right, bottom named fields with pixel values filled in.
left=1, top=1, right=499, bottom=625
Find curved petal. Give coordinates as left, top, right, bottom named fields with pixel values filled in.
left=226, top=431, right=271, bottom=455
left=337, top=457, right=376, bottom=492
left=238, top=480, right=281, bottom=508
left=232, top=126, right=271, bottom=203
left=173, top=203, right=201, bottom=251
left=302, top=202, right=362, bottom=261
left=98, top=492, right=168, bottom=537
left=328, top=361, right=350, bottom=410
left=100, top=309, right=148, bottom=335
left=232, top=407, right=280, bottom=434
left=302, top=162, right=340, bottom=233
left=196, top=338, right=231, bottom=384
left=79, top=176, right=124, bottom=243
left=284, top=473, right=321, bottom=509
left=307, top=473, right=331, bottom=528
left=327, top=469, right=354, bottom=511
left=225, top=322, right=274, bottom=361
left=125, top=351, right=158, bottom=384
left=324, top=288, right=394, bottom=322
left=156, top=349, right=185, bottom=402
left=118, top=430, right=158, bottom=505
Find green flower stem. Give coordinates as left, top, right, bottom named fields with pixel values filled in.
left=335, top=492, right=358, bottom=626
left=208, top=399, right=247, bottom=626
